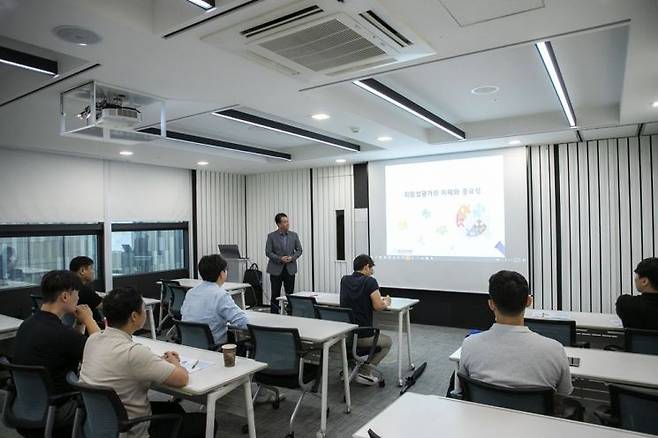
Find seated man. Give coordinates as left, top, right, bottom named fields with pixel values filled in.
left=616, top=257, right=658, bottom=330
left=70, top=256, right=103, bottom=324
left=181, top=254, right=249, bottom=345
left=459, top=270, right=572, bottom=395
left=339, top=254, right=392, bottom=386
left=13, top=270, right=100, bottom=437
left=80, top=287, right=207, bottom=438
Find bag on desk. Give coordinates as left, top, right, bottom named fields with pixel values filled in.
left=243, top=263, right=264, bottom=307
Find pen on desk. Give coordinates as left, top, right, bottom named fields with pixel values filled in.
left=191, top=360, right=199, bottom=369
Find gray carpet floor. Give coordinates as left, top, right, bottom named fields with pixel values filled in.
left=0, top=323, right=467, bottom=438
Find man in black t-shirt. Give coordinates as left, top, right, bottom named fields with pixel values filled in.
left=340, top=254, right=392, bottom=385
left=13, top=270, right=100, bottom=437
left=70, top=256, right=103, bottom=324
left=616, top=257, right=658, bottom=330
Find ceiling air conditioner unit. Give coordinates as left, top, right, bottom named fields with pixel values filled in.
left=201, top=0, right=435, bottom=81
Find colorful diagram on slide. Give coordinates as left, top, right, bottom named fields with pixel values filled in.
left=385, top=155, right=506, bottom=258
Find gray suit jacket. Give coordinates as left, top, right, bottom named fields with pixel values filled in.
left=265, top=230, right=303, bottom=276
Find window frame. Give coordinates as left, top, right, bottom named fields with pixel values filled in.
left=0, top=223, right=105, bottom=289
left=110, top=221, right=189, bottom=278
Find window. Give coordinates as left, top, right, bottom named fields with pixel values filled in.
left=0, top=224, right=102, bottom=290
left=111, top=223, right=188, bottom=276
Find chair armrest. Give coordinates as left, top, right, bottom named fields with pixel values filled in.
left=603, top=345, right=624, bottom=351
left=352, top=327, right=380, bottom=363
left=122, top=413, right=182, bottom=433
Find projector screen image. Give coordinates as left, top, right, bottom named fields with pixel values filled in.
left=385, top=155, right=505, bottom=258
left=369, top=148, right=529, bottom=293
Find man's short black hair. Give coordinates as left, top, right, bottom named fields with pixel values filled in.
left=102, top=287, right=144, bottom=328
left=275, top=213, right=288, bottom=225
left=69, top=256, right=94, bottom=272
left=41, top=270, right=83, bottom=303
left=198, top=254, right=228, bottom=282
left=635, top=257, right=658, bottom=290
left=488, top=270, right=529, bottom=316
left=353, top=254, right=375, bottom=272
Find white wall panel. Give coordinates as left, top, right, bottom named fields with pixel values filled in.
left=529, top=135, right=658, bottom=313
left=245, top=170, right=312, bottom=302
left=195, top=171, right=246, bottom=272
left=312, top=165, right=354, bottom=294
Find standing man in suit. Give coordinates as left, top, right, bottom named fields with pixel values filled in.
left=266, top=213, right=303, bottom=313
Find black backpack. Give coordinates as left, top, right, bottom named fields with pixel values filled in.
left=243, top=263, right=263, bottom=307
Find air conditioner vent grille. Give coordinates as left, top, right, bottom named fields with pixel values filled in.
left=257, top=19, right=386, bottom=72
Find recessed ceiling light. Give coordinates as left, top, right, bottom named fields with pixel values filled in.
left=508, top=140, right=522, bottom=145
left=311, top=113, right=330, bottom=120
left=471, top=85, right=500, bottom=96
left=119, top=151, right=133, bottom=156
left=377, top=136, right=393, bottom=142
left=0, top=46, right=58, bottom=76
left=536, top=40, right=576, bottom=127
left=197, top=161, right=209, bottom=166
left=652, top=101, right=658, bottom=108
left=186, top=0, right=215, bottom=9
left=336, top=159, right=347, bottom=164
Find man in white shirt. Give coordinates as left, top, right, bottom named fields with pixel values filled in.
left=80, top=287, right=207, bottom=438
left=181, top=254, right=249, bottom=345
left=459, top=270, right=573, bottom=395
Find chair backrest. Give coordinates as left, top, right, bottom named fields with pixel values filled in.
left=625, top=328, right=658, bottom=355
left=314, top=305, right=353, bottom=324
left=167, top=283, right=188, bottom=319
left=173, top=319, right=215, bottom=350
left=287, top=295, right=317, bottom=318
left=248, top=324, right=301, bottom=376
left=160, top=280, right=178, bottom=305
left=30, top=294, right=42, bottom=314
left=66, top=372, right=128, bottom=438
left=0, top=356, right=54, bottom=429
left=524, top=318, right=576, bottom=347
left=458, top=372, right=554, bottom=415
left=610, top=384, right=658, bottom=435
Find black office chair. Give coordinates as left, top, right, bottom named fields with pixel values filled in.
left=248, top=324, right=321, bottom=438
left=30, top=295, right=43, bottom=314
left=624, top=328, right=658, bottom=355
left=172, top=319, right=220, bottom=351
left=608, top=384, right=658, bottom=435
left=159, top=280, right=188, bottom=339
left=66, top=372, right=181, bottom=438
left=0, top=356, right=79, bottom=438
left=286, top=295, right=318, bottom=318
left=524, top=318, right=589, bottom=348
left=314, top=304, right=385, bottom=388
left=457, top=372, right=554, bottom=415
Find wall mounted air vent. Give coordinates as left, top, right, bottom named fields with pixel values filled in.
left=201, top=0, right=434, bottom=82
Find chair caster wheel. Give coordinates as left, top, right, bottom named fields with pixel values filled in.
left=344, top=408, right=351, bottom=414
left=286, top=433, right=294, bottom=438
left=273, top=400, right=280, bottom=409
left=379, top=380, right=386, bottom=388
left=241, top=424, right=249, bottom=434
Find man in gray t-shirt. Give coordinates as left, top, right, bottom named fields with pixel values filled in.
left=459, top=270, right=573, bottom=395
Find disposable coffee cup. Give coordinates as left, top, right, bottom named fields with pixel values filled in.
left=222, top=343, right=237, bottom=367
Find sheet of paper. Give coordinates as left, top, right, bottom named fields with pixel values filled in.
left=179, top=356, right=213, bottom=373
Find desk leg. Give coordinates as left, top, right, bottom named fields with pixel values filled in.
left=147, top=306, right=157, bottom=340
left=453, top=360, right=461, bottom=393
left=340, top=337, right=351, bottom=414
left=243, top=378, right=256, bottom=438
left=405, top=309, right=415, bottom=371
left=205, top=392, right=219, bottom=438
left=397, top=311, right=403, bottom=386
left=157, top=288, right=164, bottom=332
left=279, top=301, right=285, bottom=315
left=241, top=290, right=247, bottom=310
left=319, top=341, right=330, bottom=438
